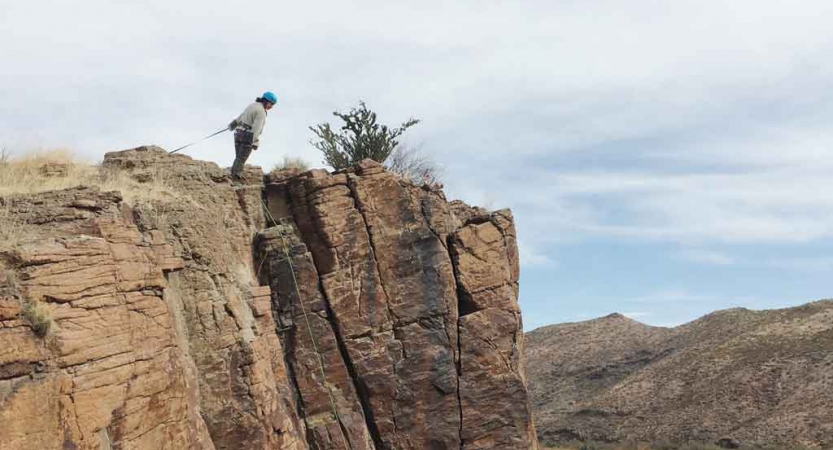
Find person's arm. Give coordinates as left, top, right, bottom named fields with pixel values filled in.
left=250, top=107, right=267, bottom=148
left=229, top=109, right=245, bottom=131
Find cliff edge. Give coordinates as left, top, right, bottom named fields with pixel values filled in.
left=0, top=147, right=537, bottom=450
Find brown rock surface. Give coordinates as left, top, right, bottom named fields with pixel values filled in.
left=0, top=149, right=537, bottom=449
left=525, top=302, right=833, bottom=448
left=0, top=188, right=217, bottom=450
left=1, top=148, right=305, bottom=450
left=451, top=211, right=538, bottom=450
left=260, top=160, right=538, bottom=449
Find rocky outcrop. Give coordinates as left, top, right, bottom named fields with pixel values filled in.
left=525, top=302, right=833, bottom=449
left=0, top=147, right=537, bottom=449
left=259, top=159, right=537, bottom=450
left=0, top=188, right=228, bottom=450
left=0, top=148, right=307, bottom=450
left=451, top=211, right=537, bottom=450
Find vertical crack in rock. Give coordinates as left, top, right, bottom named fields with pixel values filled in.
left=448, top=233, right=467, bottom=450
left=259, top=177, right=377, bottom=450
left=343, top=165, right=461, bottom=449
left=417, top=188, right=467, bottom=449
left=278, top=316, right=308, bottom=425
left=449, top=208, right=539, bottom=449
left=323, top=292, right=385, bottom=450
left=343, top=172, right=410, bottom=446
left=256, top=229, right=355, bottom=449
left=290, top=179, right=385, bottom=449
left=344, top=177, right=398, bottom=327
left=418, top=190, right=460, bottom=366
left=272, top=164, right=465, bottom=449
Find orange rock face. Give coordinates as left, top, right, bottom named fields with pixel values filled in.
left=452, top=212, right=538, bottom=450
left=0, top=148, right=537, bottom=449
left=1, top=189, right=220, bottom=450
left=260, top=159, right=538, bottom=449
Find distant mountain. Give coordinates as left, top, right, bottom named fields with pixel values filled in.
left=524, top=301, right=833, bottom=448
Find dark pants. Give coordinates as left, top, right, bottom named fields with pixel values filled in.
left=232, top=131, right=254, bottom=177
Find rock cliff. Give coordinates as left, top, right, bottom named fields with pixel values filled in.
left=0, top=147, right=537, bottom=450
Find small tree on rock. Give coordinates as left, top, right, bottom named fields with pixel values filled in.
left=310, top=102, right=419, bottom=170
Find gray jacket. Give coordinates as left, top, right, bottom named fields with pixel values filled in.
left=230, top=102, right=268, bottom=147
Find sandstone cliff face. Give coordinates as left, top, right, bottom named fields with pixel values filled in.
left=0, top=147, right=537, bottom=450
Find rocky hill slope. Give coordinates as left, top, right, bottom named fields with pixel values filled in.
left=525, top=302, right=833, bottom=448
left=0, top=147, right=538, bottom=450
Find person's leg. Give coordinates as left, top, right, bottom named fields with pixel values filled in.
left=231, top=140, right=253, bottom=178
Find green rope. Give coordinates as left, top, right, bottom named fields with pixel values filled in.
left=258, top=196, right=352, bottom=450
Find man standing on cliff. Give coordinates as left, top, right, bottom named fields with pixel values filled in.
left=228, top=91, right=277, bottom=179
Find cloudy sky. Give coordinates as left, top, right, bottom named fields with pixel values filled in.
left=2, top=0, right=832, bottom=330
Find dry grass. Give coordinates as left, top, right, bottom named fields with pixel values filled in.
left=0, top=149, right=88, bottom=196
left=272, top=156, right=310, bottom=172
left=0, top=269, right=49, bottom=337
left=0, top=201, right=32, bottom=250
left=385, top=145, right=443, bottom=185
left=98, top=166, right=178, bottom=205
left=0, top=149, right=178, bottom=205
left=22, top=300, right=51, bottom=337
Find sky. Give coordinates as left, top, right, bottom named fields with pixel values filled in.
left=2, top=0, right=832, bottom=330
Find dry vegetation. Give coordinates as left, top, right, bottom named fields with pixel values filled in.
left=0, top=148, right=180, bottom=251
left=21, top=300, right=51, bottom=337
left=386, top=145, right=443, bottom=185
left=272, top=156, right=310, bottom=172
left=0, top=201, right=31, bottom=249
left=0, top=148, right=178, bottom=204
left=0, top=269, right=49, bottom=337
left=1, top=148, right=180, bottom=336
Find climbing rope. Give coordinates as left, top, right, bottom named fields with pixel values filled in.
left=169, top=127, right=229, bottom=154
left=257, top=196, right=352, bottom=449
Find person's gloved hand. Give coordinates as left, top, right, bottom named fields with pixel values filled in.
left=228, top=120, right=238, bottom=131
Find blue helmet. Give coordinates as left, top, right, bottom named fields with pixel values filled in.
left=262, top=91, right=278, bottom=104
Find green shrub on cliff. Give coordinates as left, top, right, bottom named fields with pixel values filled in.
left=310, top=101, right=419, bottom=170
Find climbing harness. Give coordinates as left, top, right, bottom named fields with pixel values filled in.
left=169, top=127, right=229, bottom=154
left=258, top=196, right=352, bottom=449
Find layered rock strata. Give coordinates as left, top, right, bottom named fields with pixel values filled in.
left=0, top=147, right=537, bottom=450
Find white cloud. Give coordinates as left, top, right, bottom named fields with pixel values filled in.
left=761, top=256, right=833, bottom=273
left=677, top=249, right=736, bottom=266
left=629, top=288, right=724, bottom=305
left=473, top=166, right=833, bottom=247
left=517, top=240, right=557, bottom=268
left=674, top=251, right=833, bottom=271
left=3, top=0, right=833, bottom=283
left=4, top=0, right=833, bottom=159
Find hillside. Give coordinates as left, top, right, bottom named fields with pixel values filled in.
left=525, top=302, right=833, bottom=449
left=0, top=147, right=538, bottom=450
